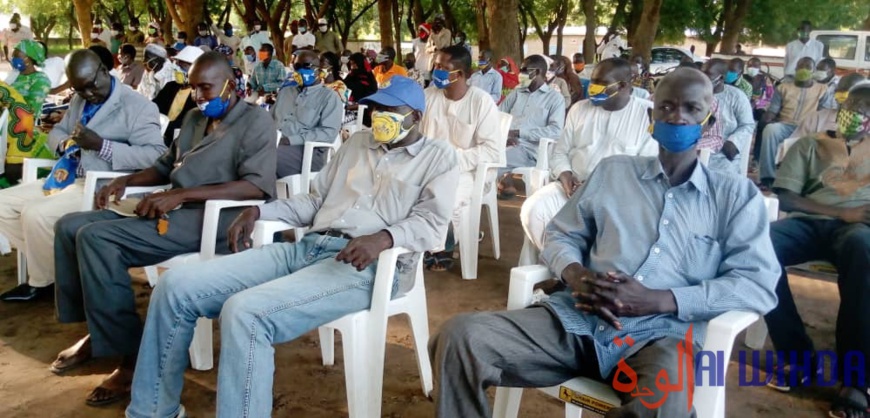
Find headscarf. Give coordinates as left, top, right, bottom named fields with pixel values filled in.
left=16, top=39, right=45, bottom=66
left=497, top=56, right=519, bottom=89
left=215, top=44, right=233, bottom=56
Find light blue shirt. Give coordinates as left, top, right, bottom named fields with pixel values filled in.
left=498, top=83, right=565, bottom=154
left=541, top=155, right=780, bottom=377
left=469, top=67, right=503, bottom=103
left=708, top=85, right=756, bottom=174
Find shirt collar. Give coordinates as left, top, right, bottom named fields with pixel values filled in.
left=640, top=156, right=710, bottom=196
left=519, top=83, right=552, bottom=94
left=366, top=134, right=427, bottom=156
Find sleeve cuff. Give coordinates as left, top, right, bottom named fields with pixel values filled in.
left=257, top=201, right=284, bottom=221
left=98, top=140, right=113, bottom=162
left=670, top=286, right=705, bottom=322
left=383, top=227, right=404, bottom=249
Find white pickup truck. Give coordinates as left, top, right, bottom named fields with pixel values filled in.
left=713, top=30, right=870, bottom=80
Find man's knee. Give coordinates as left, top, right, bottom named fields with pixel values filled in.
left=220, top=292, right=262, bottom=335
left=431, top=313, right=492, bottom=355
left=838, top=226, right=870, bottom=260
left=55, top=212, right=88, bottom=242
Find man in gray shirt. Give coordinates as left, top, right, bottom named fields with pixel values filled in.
left=430, top=68, right=780, bottom=418
left=124, top=76, right=458, bottom=418
left=497, top=54, right=565, bottom=199
left=272, top=49, right=343, bottom=178
left=50, top=53, right=277, bottom=407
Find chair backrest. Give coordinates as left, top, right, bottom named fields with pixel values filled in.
left=159, top=114, right=170, bottom=135
left=762, top=196, right=780, bottom=223
left=498, top=112, right=514, bottom=165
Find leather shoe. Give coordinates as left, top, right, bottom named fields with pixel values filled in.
left=0, top=283, right=54, bottom=302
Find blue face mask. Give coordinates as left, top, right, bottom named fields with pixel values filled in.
left=225, top=29, right=233, bottom=37
left=11, top=57, right=26, bottom=72
left=587, top=82, right=619, bottom=106
left=245, top=54, right=255, bottom=63
left=432, top=69, right=458, bottom=89
left=724, top=71, right=740, bottom=84
left=294, top=67, right=318, bottom=87
left=650, top=117, right=710, bottom=153
left=477, top=60, right=489, bottom=68
left=198, top=80, right=230, bottom=119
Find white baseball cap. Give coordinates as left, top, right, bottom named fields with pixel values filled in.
left=318, top=18, right=327, bottom=25
left=175, top=46, right=204, bottom=64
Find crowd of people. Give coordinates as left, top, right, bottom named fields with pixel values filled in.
left=0, top=12, right=867, bottom=418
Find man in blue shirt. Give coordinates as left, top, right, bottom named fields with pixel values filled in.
left=468, top=49, right=502, bottom=103
left=430, top=67, right=780, bottom=418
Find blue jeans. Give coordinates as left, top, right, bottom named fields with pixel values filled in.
left=126, top=234, right=395, bottom=418
left=759, top=122, right=797, bottom=181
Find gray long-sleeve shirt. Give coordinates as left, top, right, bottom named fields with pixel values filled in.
left=499, top=83, right=565, bottom=154
left=271, top=83, right=343, bottom=146
left=708, top=85, right=756, bottom=174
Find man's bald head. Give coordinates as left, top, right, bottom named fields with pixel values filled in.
left=189, top=52, right=237, bottom=114
left=190, top=51, right=234, bottom=81
left=592, top=58, right=632, bottom=84
left=654, top=67, right=714, bottom=125
left=702, top=58, right=728, bottom=79
left=294, top=49, right=320, bottom=67
left=67, top=49, right=112, bottom=104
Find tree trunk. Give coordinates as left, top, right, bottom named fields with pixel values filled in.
left=720, top=0, right=751, bottom=54
left=413, top=0, right=424, bottom=28
left=554, top=0, right=568, bottom=56
left=475, top=0, right=490, bottom=51
left=582, top=0, right=596, bottom=63
left=630, top=0, right=663, bottom=63
left=608, top=0, right=629, bottom=35
left=487, top=0, right=521, bottom=64
left=165, top=0, right=205, bottom=39
left=72, top=0, right=95, bottom=47
left=626, top=0, right=642, bottom=41
left=438, top=0, right=456, bottom=34
left=378, top=0, right=393, bottom=50
left=392, top=0, right=402, bottom=57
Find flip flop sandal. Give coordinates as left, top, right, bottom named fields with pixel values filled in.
left=49, top=352, right=92, bottom=375
left=429, top=256, right=455, bottom=272
left=829, top=387, right=870, bottom=418
left=85, top=385, right=131, bottom=407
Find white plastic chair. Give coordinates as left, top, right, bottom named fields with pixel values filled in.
left=458, top=112, right=513, bottom=280
left=492, top=265, right=760, bottom=418
left=510, top=137, right=556, bottom=197
left=251, top=220, right=432, bottom=418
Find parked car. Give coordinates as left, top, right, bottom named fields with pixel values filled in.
left=620, top=46, right=706, bottom=75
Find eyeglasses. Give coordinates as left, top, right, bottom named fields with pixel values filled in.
left=72, top=66, right=103, bottom=95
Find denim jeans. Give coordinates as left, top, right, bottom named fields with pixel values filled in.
left=764, top=217, right=870, bottom=384
left=126, top=234, right=395, bottom=418
left=759, top=122, right=797, bottom=181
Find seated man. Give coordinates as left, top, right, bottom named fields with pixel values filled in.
left=759, top=56, right=828, bottom=187
left=271, top=50, right=343, bottom=178
left=0, top=49, right=165, bottom=302
left=430, top=67, right=780, bottom=418
left=51, top=52, right=276, bottom=405
left=726, top=57, right=753, bottom=100
left=152, top=46, right=203, bottom=146
left=496, top=54, right=565, bottom=199
left=699, top=58, right=755, bottom=175
left=763, top=82, right=870, bottom=418
left=814, top=57, right=840, bottom=110
left=420, top=45, right=501, bottom=271
left=246, top=43, right=286, bottom=97
left=124, top=76, right=458, bottom=418
left=469, top=49, right=503, bottom=103
left=137, top=43, right=173, bottom=100
left=372, top=46, right=408, bottom=85
left=524, top=58, right=657, bottom=249
left=117, top=43, right=145, bottom=89
left=780, top=73, right=866, bottom=159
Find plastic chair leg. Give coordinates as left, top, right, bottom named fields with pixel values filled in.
left=485, top=196, right=501, bottom=260
left=518, top=238, right=538, bottom=267
left=744, top=319, right=768, bottom=350
left=492, top=387, right=523, bottom=418
left=341, top=317, right=370, bottom=418
left=16, top=250, right=27, bottom=285
left=405, top=287, right=433, bottom=396
left=188, top=317, right=214, bottom=371
left=459, top=208, right=480, bottom=280
left=565, top=403, right=585, bottom=418
left=319, top=326, right=336, bottom=366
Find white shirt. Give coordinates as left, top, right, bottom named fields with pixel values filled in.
left=291, top=32, right=316, bottom=49
left=420, top=86, right=503, bottom=173
left=597, top=35, right=626, bottom=59
left=550, top=96, right=658, bottom=180
left=0, top=26, right=33, bottom=53
left=412, top=38, right=430, bottom=74
left=244, top=31, right=272, bottom=58
left=40, top=57, right=67, bottom=88
left=631, top=86, right=650, bottom=100
left=784, top=39, right=825, bottom=76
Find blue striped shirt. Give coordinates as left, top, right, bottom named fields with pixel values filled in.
left=541, top=155, right=780, bottom=377
left=468, top=67, right=503, bottom=103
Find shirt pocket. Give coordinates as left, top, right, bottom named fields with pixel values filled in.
left=373, top=177, right=423, bottom=225
left=679, top=234, right=722, bottom=283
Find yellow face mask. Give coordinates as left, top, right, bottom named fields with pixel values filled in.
left=835, top=91, right=849, bottom=105
left=371, top=110, right=414, bottom=144
left=588, top=81, right=620, bottom=96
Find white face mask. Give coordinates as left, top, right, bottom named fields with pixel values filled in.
left=129, top=26, right=138, bottom=31
left=253, top=25, right=261, bottom=31
left=546, top=70, right=556, bottom=81
left=746, top=67, right=760, bottom=77
left=319, top=25, right=327, bottom=33
left=111, top=30, right=119, bottom=36
left=812, top=70, right=829, bottom=82
left=198, top=30, right=208, bottom=36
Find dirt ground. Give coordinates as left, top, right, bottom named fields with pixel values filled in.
left=0, top=198, right=840, bottom=417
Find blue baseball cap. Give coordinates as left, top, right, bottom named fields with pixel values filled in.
left=359, top=76, right=425, bottom=112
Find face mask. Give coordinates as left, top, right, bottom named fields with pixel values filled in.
left=10, top=57, right=26, bottom=72
left=91, top=32, right=100, bottom=38
left=293, top=67, right=318, bottom=87
left=798, top=31, right=810, bottom=39
left=812, top=70, right=829, bottom=82
left=149, top=28, right=157, bottom=35
left=836, top=108, right=870, bottom=138
left=834, top=91, right=849, bottom=105
left=372, top=110, right=414, bottom=144
left=245, top=54, right=255, bottom=63
left=174, top=67, right=188, bottom=85
left=299, top=27, right=308, bottom=34
left=111, top=30, right=120, bottom=36
left=746, top=67, right=760, bottom=77
left=198, top=80, right=231, bottom=118
left=225, top=29, right=233, bottom=37
left=253, top=25, right=262, bottom=31
left=341, top=56, right=349, bottom=64
left=198, top=30, right=208, bottom=36
left=258, top=51, right=270, bottom=61
left=724, top=71, right=740, bottom=84
left=517, top=72, right=533, bottom=89
left=320, top=26, right=327, bottom=33
left=650, top=113, right=712, bottom=153
left=500, top=65, right=508, bottom=72
left=546, top=70, right=556, bottom=80
left=432, top=69, right=459, bottom=89
left=177, top=38, right=186, bottom=43
left=794, top=68, right=813, bottom=82
left=129, top=26, right=138, bottom=31
left=573, top=63, right=585, bottom=72
left=376, top=54, right=389, bottom=64
left=587, top=82, right=619, bottom=105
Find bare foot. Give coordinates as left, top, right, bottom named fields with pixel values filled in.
left=50, top=335, right=92, bottom=374
left=85, top=364, right=134, bottom=406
